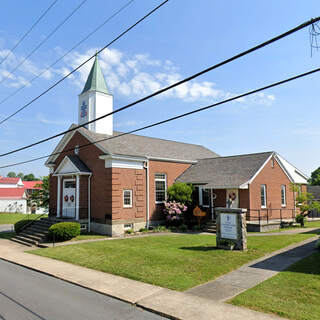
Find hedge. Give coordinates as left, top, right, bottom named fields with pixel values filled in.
left=48, top=222, right=81, bottom=241
left=14, top=219, right=31, bottom=233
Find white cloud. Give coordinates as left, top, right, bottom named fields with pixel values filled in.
left=62, top=47, right=276, bottom=107
left=36, top=113, right=69, bottom=126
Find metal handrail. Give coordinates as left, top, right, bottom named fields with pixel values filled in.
left=17, top=212, right=48, bottom=234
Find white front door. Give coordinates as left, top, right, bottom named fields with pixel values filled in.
left=226, top=189, right=239, bottom=208
left=62, top=179, right=76, bottom=218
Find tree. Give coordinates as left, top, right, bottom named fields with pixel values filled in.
left=167, top=183, right=194, bottom=204
left=29, top=176, right=49, bottom=209
left=309, top=167, right=320, bottom=186
left=291, top=183, right=320, bottom=226
left=7, top=172, right=16, bottom=177
left=23, top=173, right=37, bottom=181
left=17, top=172, right=24, bottom=179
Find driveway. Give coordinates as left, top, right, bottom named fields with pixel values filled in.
left=0, top=224, right=13, bottom=233
left=0, top=259, right=166, bottom=320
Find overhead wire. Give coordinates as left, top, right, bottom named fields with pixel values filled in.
left=0, top=0, right=59, bottom=67
left=0, top=0, right=88, bottom=87
left=0, top=0, right=170, bottom=127
left=0, top=16, right=319, bottom=157
left=1, top=65, right=320, bottom=169
left=0, top=0, right=135, bottom=107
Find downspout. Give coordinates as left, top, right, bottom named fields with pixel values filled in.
left=145, top=158, right=150, bottom=229
left=88, top=174, right=92, bottom=232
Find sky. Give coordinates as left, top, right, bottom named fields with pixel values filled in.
left=0, top=0, right=320, bottom=178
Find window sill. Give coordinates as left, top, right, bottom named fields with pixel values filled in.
left=155, top=201, right=165, bottom=205
left=281, top=205, right=286, bottom=208
left=123, top=206, right=133, bottom=208
left=261, top=206, right=266, bottom=209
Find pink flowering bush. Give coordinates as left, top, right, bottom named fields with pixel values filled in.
left=163, top=201, right=187, bottom=226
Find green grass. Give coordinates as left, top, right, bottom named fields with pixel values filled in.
left=30, top=233, right=316, bottom=291
left=0, top=232, right=16, bottom=239
left=230, top=252, right=320, bottom=320
left=0, top=213, right=47, bottom=225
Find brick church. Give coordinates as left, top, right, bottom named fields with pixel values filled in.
left=46, top=56, right=308, bottom=236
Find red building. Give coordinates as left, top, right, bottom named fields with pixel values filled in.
left=46, top=56, right=308, bottom=236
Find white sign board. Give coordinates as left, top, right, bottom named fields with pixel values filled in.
left=221, top=213, right=238, bottom=240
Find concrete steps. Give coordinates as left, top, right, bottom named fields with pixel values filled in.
left=11, top=218, right=56, bottom=247
left=203, top=220, right=216, bottom=233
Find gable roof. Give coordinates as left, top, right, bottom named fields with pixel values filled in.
left=23, top=181, right=42, bottom=190
left=54, top=155, right=91, bottom=175
left=176, top=152, right=273, bottom=188
left=46, top=125, right=219, bottom=166
left=0, top=177, right=20, bottom=184
left=0, top=188, right=26, bottom=199
left=81, top=55, right=109, bottom=95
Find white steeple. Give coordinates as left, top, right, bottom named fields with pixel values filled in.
left=78, top=55, right=113, bottom=135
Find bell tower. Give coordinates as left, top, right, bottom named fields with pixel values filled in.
left=78, top=55, right=113, bottom=135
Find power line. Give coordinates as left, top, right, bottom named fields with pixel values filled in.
left=0, top=0, right=59, bottom=67
left=1, top=65, right=320, bottom=169
left=0, top=0, right=87, bottom=87
left=0, top=0, right=135, bottom=107
left=0, top=0, right=170, bottom=127
left=0, top=16, right=319, bottom=158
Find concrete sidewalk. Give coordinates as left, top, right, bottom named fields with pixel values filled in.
left=0, top=224, right=13, bottom=233
left=187, top=236, right=318, bottom=301
left=0, top=238, right=285, bottom=320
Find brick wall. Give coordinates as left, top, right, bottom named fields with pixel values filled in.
left=249, top=156, right=299, bottom=219
left=149, top=160, right=191, bottom=221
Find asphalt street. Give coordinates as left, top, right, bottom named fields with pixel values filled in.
left=0, top=259, right=166, bottom=320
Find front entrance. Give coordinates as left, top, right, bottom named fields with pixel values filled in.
left=62, top=179, right=76, bottom=218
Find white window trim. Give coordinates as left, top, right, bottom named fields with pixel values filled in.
left=123, top=189, right=133, bottom=208
left=155, top=173, right=167, bottom=204
left=199, top=187, right=210, bottom=207
left=281, top=185, right=286, bottom=207
left=261, top=184, right=267, bottom=208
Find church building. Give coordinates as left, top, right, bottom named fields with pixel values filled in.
left=46, top=56, right=308, bottom=236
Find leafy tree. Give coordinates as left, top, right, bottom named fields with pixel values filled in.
left=291, top=183, right=320, bottom=226
left=17, top=172, right=24, bottom=179
left=29, top=176, right=49, bottom=209
left=7, top=172, right=16, bottom=177
left=309, top=167, right=320, bottom=186
left=167, top=183, right=194, bottom=204
left=23, top=173, right=37, bottom=181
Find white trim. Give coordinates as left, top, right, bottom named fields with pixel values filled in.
left=155, top=173, right=167, bottom=204
left=281, top=184, right=286, bottom=207
left=148, top=156, right=197, bottom=164
left=123, top=189, right=133, bottom=208
left=88, top=174, right=92, bottom=232
left=260, top=184, right=267, bottom=208
left=53, top=156, right=78, bottom=175
left=247, top=153, right=274, bottom=185
left=99, top=154, right=145, bottom=170
left=57, top=176, right=61, bottom=217
left=76, top=175, right=80, bottom=220
left=145, top=160, right=150, bottom=229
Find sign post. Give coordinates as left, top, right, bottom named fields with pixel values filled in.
left=215, top=207, right=247, bottom=251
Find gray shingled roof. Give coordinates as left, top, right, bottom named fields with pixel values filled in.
left=79, top=127, right=218, bottom=161
left=307, top=185, right=320, bottom=200
left=176, top=152, right=273, bottom=188
left=67, top=155, right=91, bottom=173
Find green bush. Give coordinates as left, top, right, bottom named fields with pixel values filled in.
left=316, top=238, right=320, bottom=250
left=14, top=219, right=31, bottom=233
left=48, top=222, right=80, bottom=241
left=139, top=228, right=148, bottom=233
left=170, top=226, right=178, bottom=232
left=125, top=228, right=134, bottom=235
left=192, top=225, right=201, bottom=232
left=179, top=224, right=188, bottom=232
left=167, top=183, right=193, bottom=204
left=295, top=214, right=306, bottom=227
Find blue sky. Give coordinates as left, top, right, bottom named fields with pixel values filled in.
left=0, top=0, right=319, bottom=177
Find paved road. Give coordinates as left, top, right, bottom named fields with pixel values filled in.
left=0, top=225, right=13, bottom=233
left=0, top=259, right=166, bottom=320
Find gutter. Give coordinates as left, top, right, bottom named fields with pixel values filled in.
left=88, top=174, right=92, bottom=232
left=144, top=158, right=150, bottom=229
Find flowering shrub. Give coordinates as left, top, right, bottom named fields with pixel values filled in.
left=163, top=201, right=187, bottom=226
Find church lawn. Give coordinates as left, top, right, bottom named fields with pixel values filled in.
left=30, top=233, right=316, bottom=291
left=0, top=213, right=47, bottom=224
left=230, top=252, right=320, bottom=320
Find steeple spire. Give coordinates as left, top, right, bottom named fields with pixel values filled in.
left=81, top=55, right=109, bottom=95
